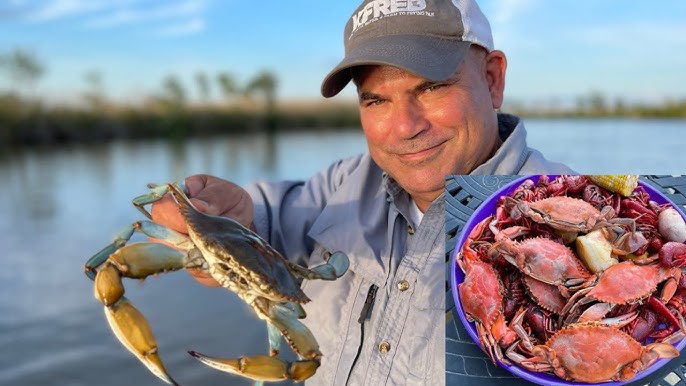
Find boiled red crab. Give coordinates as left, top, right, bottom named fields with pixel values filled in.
left=561, top=261, right=682, bottom=327
left=490, top=236, right=592, bottom=293
left=504, top=195, right=615, bottom=233
left=456, top=217, right=524, bottom=364
left=516, top=323, right=679, bottom=383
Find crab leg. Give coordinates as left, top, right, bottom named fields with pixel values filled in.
left=189, top=301, right=322, bottom=383
left=86, top=225, right=201, bottom=386
left=132, top=182, right=186, bottom=219
left=85, top=224, right=136, bottom=280
left=85, top=220, right=197, bottom=280
left=188, top=351, right=318, bottom=383
left=267, top=303, right=322, bottom=361
left=89, top=242, right=195, bottom=385
left=267, top=323, right=284, bottom=355
left=265, top=302, right=306, bottom=355
left=105, top=297, right=180, bottom=386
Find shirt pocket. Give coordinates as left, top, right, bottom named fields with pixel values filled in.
left=411, top=252, right=444, bottom=310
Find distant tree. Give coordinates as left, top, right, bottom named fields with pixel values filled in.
left=613, top=97, right=626, bottom=116
left=588, top=91, right=607, bottom=115
left=194, top=71, right=211, bottom=104
left=245, top=71, right=279, bottom=131
left=575, top=95, right=589, bottom=115
left=161, top=75, right=186, bottom=107
left=82, top=69, right=105, bottom=110
left=0, top=49, right=45, bottom=96
left=245, top=70, right=278, bottom=112
left=216, top=72, right=237, bottom=102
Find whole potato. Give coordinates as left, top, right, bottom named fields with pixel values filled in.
left=658, top=208, right=686, bottom=243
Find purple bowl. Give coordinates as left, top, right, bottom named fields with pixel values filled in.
left=450, top=175, right=686, bottom=385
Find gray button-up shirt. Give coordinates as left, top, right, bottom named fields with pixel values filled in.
left=244, top=114, right=573, bottom=386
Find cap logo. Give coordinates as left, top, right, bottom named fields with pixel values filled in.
left=351, top=0, right=430, bottom=34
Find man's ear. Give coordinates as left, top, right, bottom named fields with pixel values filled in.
left=484, top=50, right=507, bottom=109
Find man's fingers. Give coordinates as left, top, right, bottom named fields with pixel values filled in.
left=186, top=268, right=221, bottom=287
left=184, top=174, right=254, bottom=227
left=184, top=174, right=209, bottom=197
left=189, top=197, right=210, bottom=214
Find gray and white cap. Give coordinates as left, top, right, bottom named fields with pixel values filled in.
left=321, top=0, right=494, bottom=98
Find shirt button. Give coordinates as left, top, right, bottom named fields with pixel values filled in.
left=397, top=280, right=410, bottom=291
left=407, top=225, right=414, bottom=235
left=378, top=341, right=391, bottom=354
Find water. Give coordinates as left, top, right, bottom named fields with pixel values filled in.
left=1, top=118, right=685, bottom=386
left=0, top=130, right=367, bottom=386
left=526, top=118, right=686, bottom=174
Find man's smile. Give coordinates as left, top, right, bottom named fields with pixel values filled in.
left=395, top=139, right=448, bottom=165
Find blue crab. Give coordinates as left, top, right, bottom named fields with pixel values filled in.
left=84, top=183, right=349, bottom=385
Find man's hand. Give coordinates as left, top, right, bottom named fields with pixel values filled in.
left=150, top=174, right=255, bottom=287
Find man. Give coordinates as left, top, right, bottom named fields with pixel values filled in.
left=153, top=0, right=573, bottom=384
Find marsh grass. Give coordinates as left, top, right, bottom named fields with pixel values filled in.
left=0, top=95, right=361, bottom=147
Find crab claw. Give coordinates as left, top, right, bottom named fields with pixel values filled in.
left=309, top=250, right=350, bottom=279
left=325, top=251, right=350, bottom=278
left=188, top=351, right=319, bottom=382
left=287, top=250, right=350, bottom=281
left=104, top=298, right=180, bottom=386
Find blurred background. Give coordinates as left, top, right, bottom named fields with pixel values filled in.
left=1, top=1, right=685, bottom=385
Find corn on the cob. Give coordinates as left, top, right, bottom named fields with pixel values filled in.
left=587, top=175, right=639, bottom=197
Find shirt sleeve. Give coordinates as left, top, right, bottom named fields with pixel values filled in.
left=244, top=154, right=366, bottom=266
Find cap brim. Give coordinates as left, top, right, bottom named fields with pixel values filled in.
left=321, top=35, right=471, bottom=98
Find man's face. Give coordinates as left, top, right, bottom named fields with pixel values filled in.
left=354, top=48, right=507, bottom=211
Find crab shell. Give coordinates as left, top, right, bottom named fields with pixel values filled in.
left=458, top=249, right=507, bottom=361
left=507, top=196, right=610, bottom=233
left=459, top=254, right=503, bottom=328
left=174, top=186, right=310, bottom=304
left=540, top=323, right=678, bottom=383
left=494, top=236, right=592, bottom=288
left=523, top=275, right=567, bottom=314
left=457, top=235, right=527, bottom=365
left=586, top=261, right=680, bottom=304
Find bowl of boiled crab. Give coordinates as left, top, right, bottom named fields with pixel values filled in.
left=450, top=175, right=686, bottom=385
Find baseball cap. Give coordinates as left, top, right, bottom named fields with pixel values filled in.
left=321, top=0, right=494, bottom=98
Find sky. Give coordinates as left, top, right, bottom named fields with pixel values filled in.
left=1, top=0, right=685, bottom=106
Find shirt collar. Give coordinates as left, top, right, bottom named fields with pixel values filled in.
left=382, top=172, right=445, bottom=226
left=470, top=113, right=530, bottom=175
left=382, top=173, right=415, bottom=220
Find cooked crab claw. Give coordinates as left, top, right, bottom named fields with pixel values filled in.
left=188, top=351, right=319, bottom=383
left=105, top=298, right=180, bottom=386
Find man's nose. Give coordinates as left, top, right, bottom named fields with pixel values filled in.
left=392, top=99, right=429, bottom=139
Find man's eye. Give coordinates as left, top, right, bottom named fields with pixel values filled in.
left=425, top=84, right=445, bottom=93
left=364, top=99, right=385, bottom=107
